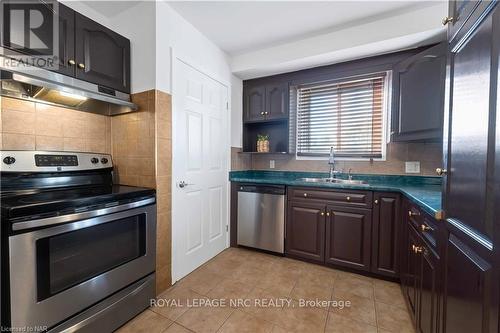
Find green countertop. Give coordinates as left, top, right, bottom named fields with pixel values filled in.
left=229, top=170, right=442, bottom=216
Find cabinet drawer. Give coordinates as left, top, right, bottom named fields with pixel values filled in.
left=406, top=203, right=438, bottom=250
left=289, top=187, right=372, bottom=208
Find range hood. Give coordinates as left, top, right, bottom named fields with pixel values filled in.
left=0, top=56, right=138, bottom=115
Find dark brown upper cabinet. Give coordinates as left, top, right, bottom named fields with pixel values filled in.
left=244, top=82, right=288, bottom=122
left=391, top=43, right=446, bottom=142
left=244, top=86, right=266, bottom=121
left=371, top=193, right=400, bottom=277
left=1, top=1, right=130, bottom=93
left=325, top=206, right=372, bottom=271
left=75, top=13, right=130, bottom=93
left=265, top=82, right=289, bottom=120
left=56, top=3, right=76, bottom=77
left=285, top=201, right=326, bottom=263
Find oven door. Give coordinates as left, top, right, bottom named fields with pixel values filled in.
left=8, top=201, right=156, bottom=330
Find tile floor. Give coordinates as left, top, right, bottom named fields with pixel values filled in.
left=117, top=247, right=414, bottom=333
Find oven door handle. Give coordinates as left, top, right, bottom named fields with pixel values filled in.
left=12, top=197, right=156, bottom=231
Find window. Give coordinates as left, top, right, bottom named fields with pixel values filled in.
left=295, top=72, right=389, bottom=159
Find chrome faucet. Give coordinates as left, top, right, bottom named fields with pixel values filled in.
left=328, top=147, right=336, bottom=179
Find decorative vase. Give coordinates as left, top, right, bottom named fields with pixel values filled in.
left=262, top=140, right=269, bottom=152
left=257, top=140, right=270, bottom=153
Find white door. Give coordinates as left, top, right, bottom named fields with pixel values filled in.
left=172, top=59, right=229, bottom=281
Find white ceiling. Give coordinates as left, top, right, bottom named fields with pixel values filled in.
left=168, top=1, right=440, bottom=55
left=80, top=1, right=143, bottom=18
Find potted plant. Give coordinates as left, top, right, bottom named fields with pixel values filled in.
left=257, top=134, right=270, bottom=153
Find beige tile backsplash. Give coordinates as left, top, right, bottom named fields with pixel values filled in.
left=0, top=97, right=111, bottom=153
left=110, top=90, right=173, bottom=294
left=232, top=142, right=442, bottom=176
left=0, top=92, right=173, bottom=295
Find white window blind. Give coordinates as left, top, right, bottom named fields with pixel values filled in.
left=296, top=73, right=387, bottom=158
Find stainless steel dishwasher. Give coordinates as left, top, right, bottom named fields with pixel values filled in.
left=237, top=184, right=285, bottom=254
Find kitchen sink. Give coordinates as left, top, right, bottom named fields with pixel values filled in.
left=298, top=177, right=368, bottom=185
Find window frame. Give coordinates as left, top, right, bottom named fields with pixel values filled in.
left=293, top=71, right=392, bottom=161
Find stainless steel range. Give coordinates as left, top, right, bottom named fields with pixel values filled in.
left=0, top=151, right=157, bottom=332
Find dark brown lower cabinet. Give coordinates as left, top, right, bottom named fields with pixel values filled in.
left=371, top=193, right=400, bottom=277
left=285, top=201, right=325, bottom=263
left=325, top=206, right=372, bottom=271
left=403, top=223, right=420, bottom=321
left=401, top=216, right=440, bottom=333
left=418, top=243, right=440, bottom=333
left=442, top=232, right=495, bottom=333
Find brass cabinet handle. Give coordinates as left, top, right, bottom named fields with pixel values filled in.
left=264, top=111, right=269, bottom=115
left=442, top=16, right=454, bottom=25
left=321, top=211, right=325, bottom=216
left=78, top=63, right=85, bottom=69
left=374, top=199, right=378, bottom=204
left=260, top=112, right=265, bottom=115
left=68, top=59, right=76, bottom=66
left=420, top=224, right=432, bottom=232
left=303, top=193, right=308, bottom=197
left=412, top=244, right=424, bottom=254
left=326, top=212, right=330, bottom=217
left=409, top=210, right=420, bottom=217
left=346, top=196, right=351, bottom=201
left=436, top=168, right=447, bottom=176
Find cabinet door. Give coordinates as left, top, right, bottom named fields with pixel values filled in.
left=265, top=82, right=288, bottom=120
left=286, top=201, right=325, bottom=263
left=418, top=244, right=440, bottom=333
left=371, top=193, right=400, bottom=277
left=443, top=234, right=494, bottom=333
left=405, top=223, right=421, bottom=322
left=442, top=7, right=499, bottom=333
left=392, top=43, right=446, bottom=141
left=325, top=206, right=371, bottom=271
left=75, top=13, right=130, bottom=93
left=447, top=1, right=481, bottom=41
left=244, top=86, right=266, bottom=122
left=54, top=3, right=75, bottom=77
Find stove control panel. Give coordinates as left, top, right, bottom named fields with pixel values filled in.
left=0, top=151, right=113, bottom=172
left=35, top=154, right=78, bottom=167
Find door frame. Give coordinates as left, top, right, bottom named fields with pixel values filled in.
left=171, top=53, right=231, bottom=283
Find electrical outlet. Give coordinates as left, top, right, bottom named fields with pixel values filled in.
left=405, top=161, right=421, bottom=174
left=270, top=160, right=275, bottom=169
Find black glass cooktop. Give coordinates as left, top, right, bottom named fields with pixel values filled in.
left=1, top=185, right=155, bottom=221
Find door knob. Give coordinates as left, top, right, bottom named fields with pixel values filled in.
left=436, top=168, right=447, bottom=176
left=178, top=181, right=193, bottom=188
left=78, top=63, right=85, bottom=69
left=442, top=16, right=454, bottom=25
left=68, top=59, right=76, bottom=66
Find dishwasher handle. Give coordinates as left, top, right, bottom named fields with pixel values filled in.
left=238, top=184, right=285, bottom=195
